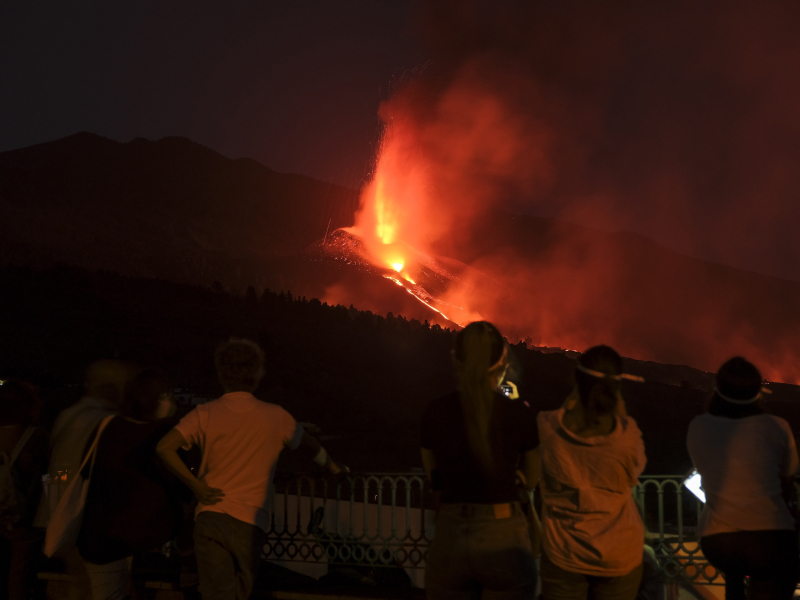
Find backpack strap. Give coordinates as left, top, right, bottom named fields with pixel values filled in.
left=8, top=427, right=36, bottom=466
left=78, top=416, right=115, bottom=480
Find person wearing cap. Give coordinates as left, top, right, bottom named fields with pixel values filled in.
left=420, top=321, right=539, bottom=600
left=687, top=357, right=799, bottom=600
left=536, top=345, right=646, bottom=600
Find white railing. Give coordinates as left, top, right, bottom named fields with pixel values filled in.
left=634, top=476, right=722, bottom=586
left=264, top=473, right=729, bottom=586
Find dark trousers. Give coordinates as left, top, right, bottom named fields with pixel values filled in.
left=425, top=502, right=538, bottom=600
left=540, top=552, right=643, bottom=600
left=0, top=527, right=44, bottom=600
left=193, top=512, right=266, bottom=600
left=701, top=530, right=799, bottom=600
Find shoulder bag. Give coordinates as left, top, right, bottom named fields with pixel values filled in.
left=44, top=415, right=114, bottom=557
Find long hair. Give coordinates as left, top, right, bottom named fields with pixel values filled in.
left=575, top=345, right=623, bottom=428
left=454, top=321, right=506, bottom=474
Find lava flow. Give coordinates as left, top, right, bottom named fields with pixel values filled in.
left=341, top=122, right=484, bottom=327
left=316, top=228, right=485, bottom=328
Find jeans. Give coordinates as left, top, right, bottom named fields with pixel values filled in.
left=194, top=512, right=266, bottom=600
left=425, top=502, right=537, bottom=600
left=701, top=530, right=799, bottom=600
left=540, top=552, right=643, bottom=600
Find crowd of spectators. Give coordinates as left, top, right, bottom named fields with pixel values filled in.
left=0, top=323, right=797, bottom=600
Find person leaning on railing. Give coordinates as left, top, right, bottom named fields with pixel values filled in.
left=535, top=345, right=647, bottom=600
left=687, top=357, right=799, bottom=600
left=420, top=321, right=540, bottom=600
left=156, top=338, right=345, bottom=600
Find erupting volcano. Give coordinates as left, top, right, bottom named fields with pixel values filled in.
left=313, top=228, right=485, bottom=328
left=309, top=107, right=800, bottom=386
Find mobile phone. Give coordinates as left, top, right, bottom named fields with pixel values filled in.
left=684, top=469, right=706, bottom=503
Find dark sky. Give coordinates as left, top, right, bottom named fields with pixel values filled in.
left=0, top=1, right=422, bottom=189
left=2, top=1, right=800, bottom=281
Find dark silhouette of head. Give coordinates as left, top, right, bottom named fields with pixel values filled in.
left=215, top=338, right=265, bottom=393
left=121, top=370, right=172, bottom=421
left=454, top=321, right=506, bottom=473
left=84, top=359, right=140, bottom=408
left=709, top=356, right=764, bottom=419
left=0, top=379, right=42, bottom=427
left=575, top=345, right=623, bottom=427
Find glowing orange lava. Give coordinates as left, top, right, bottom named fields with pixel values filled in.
left=385, top=276, right=455, bottom=324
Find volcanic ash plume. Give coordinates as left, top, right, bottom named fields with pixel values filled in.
left=339, top=0, right=800, bottom=384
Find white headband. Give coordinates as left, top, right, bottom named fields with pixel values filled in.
left=575, top=363, right=645, bottom=383
left=713, top=384, right=771, bottom=404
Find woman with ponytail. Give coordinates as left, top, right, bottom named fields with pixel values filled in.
left=537, top=345, right=646, bottom=600
left=420, top=321, right=539, bottom=600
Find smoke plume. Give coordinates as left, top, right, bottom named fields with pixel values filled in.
left=347, top=0, right=800, bottom=383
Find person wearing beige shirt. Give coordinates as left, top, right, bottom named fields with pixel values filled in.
left=535, top=345, right=646, bottom=600
left=157, top=339, right=344, bottom=600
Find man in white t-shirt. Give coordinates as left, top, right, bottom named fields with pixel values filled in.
left=157, top=339, right=343, bottom=600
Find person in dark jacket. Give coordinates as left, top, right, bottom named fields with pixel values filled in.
left=420, top=321, right=540, bottom=600
left=78, top=371, right=186, bottom=600
left=0, top=380, right=49, bottom=600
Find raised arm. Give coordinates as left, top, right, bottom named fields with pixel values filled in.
left=296, top=431, right=345, bottom=475
left=156, top=429, right=224, bottom=505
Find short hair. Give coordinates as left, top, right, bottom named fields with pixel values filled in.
left=121, top=370, right=171, bottom=421
left=0, top=379, right=42, bottom=426
left=708, top=357, right=764, bottom=419
left=215, top=339, right=265, bottom=392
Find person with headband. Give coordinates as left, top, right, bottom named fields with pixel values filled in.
left=536, top=345, right=646, bottom=600
left=687, top=357, right=799, bottom=600
left=420, top=321, right=539, bottom=600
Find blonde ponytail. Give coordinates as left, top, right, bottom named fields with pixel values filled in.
left=455, top=322, right=505, bottom=475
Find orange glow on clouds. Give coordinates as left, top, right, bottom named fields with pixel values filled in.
left=339, top=58, right=800, bottom=384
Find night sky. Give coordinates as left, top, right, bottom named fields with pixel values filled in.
left=0, top=1, right=421, bottom=189
left=3, top=1, right=800, bottom=282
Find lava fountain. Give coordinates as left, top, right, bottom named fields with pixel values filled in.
left=343, top=125, right=480, bottom=326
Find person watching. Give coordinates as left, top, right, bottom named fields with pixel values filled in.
left=687, top=357, right=799, bottom=600
left=156, top=338, right=344, bottom=600
left=78, top=370, right=184, bottom=600
left=420, top=321, right=539, bottom=600
left=0, top=379, right=49, bottom=600
left=536, top=345, right=647, bottom=600
left=39, top=359, right=139, bottom=600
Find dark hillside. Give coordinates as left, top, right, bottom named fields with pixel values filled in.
left=2, top=133, right=800, bottom=383
left=3, top=265, right=798, bottom=473
left=0, top=132, right=358, bottom=289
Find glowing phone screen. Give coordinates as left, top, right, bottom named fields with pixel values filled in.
left=684, top=469, right=706, bottom=503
